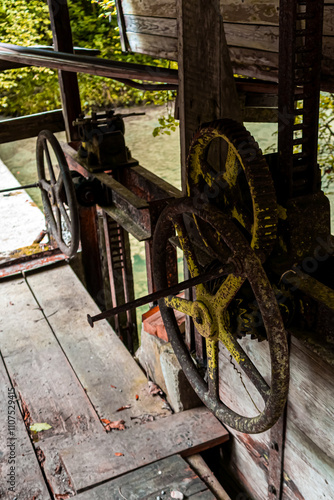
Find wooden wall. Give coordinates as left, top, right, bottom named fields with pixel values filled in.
left=218, top=336, right=334, bottom=500
left=119, top=0, right=334, bottom=86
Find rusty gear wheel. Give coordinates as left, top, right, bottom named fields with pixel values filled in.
left=187, top=118, right=278, bottom=260
left=36, top=130, right=80, bottom=257
left=153, top=198, right=289, bottom=434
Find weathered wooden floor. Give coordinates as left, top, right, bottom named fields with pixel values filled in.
left=0, top=262, right=229, bottom=499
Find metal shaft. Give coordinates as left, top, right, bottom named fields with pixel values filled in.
left=87, top=262, right=235, bottom=327
left=0, top=182, right=40, bottom=194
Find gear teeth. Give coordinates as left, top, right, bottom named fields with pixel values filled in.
left=187, top=118, right=278, bottom=259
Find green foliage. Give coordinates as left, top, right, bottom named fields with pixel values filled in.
left=0, top=0, right=177, bottom=116
left=153, top=113, right=179, bottom=137
left=318, top=93, right=334, bottom=188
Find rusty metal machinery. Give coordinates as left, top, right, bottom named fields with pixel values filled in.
left=153, top=197, right=289, bottom=434
left=0, top=130, right=80, bottom=258
left=73, top=110, right=141, bottom=172
left=36, top=130, right=80, bottom=257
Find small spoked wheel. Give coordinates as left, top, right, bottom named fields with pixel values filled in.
left=153, top=198, right=289, bottom=434
left=36, top=130, right=79, bottom=257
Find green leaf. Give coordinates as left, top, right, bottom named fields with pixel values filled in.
left=30, top=422, right=52, bottom=433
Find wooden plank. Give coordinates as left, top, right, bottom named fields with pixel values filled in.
left=0, top=110, right=65, bottom=144
left=221, top=433, right=268, bottom=500
left=218, top=333, right=334, bottom=499
left=221, top=0, right=280, bottom=26
left=59, top=407, right=229, bottom=492
left=127, top=32, right=178, bottom=60
left=121, top=0, right=177, bottom=18
left=0, top=276, right=103, bottom=496
left=0, top=276, right=101, bottom=437
left=125, top=14, right=177, bottom=37
left=125, top=20, right=334, bottom=60
left=282, top=420, right=334, bottom=500
left=121, top=0, right=334, bottom=35
left=287, top=336, right=334, bottom=461
left=0, top=357, right=51, bottom=500
left=47, top=0, right=81, bottom=141
left=26, top=265, right=171, bottom=426
left=75, top=455, right=212, bottom=499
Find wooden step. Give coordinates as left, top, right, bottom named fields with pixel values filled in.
left=59, top=406, right=229, bottom=493
left=75, top=454, right=216, bottom=499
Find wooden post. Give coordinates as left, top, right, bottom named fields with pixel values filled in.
left=47, top=0, right=81, bottom=141
left=177, top=0, right=242, bottom=349
left=79, top=205, right=103, bottom=305
left=176, top=0, right=242, bottom=193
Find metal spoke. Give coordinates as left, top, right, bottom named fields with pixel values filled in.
left=173, top=217, right=207, bottom=299
left=223, top=143, right=239, bottom=185
left=58, top=203, right=71, bottom=232
left=206, top=339, right=219, bottom=398
left=164, top=295, right=195, bottom=316
left=39, top=179, right=51, bottom=193
left=54, top=206, right=62, bottom=239
left=213, top=274, right=244, bottom=311
left=44, top=141, right=56, bottom=184
left=219, top=330, right=270, bottom=401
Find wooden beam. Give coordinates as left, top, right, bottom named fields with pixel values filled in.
left=0, top=110, right=65, bottom=144
left=47, top=0, right=81, bottom=141
left=176, top=0, right=242, bottom=190
left=0, top=42, right=179, bottom=84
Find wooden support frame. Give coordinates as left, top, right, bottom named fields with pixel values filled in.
left=176, top=0, right=242, bottom=192
left=47, top=0, right=81, bottom=141
left=0, top=110, right=65, bottom=143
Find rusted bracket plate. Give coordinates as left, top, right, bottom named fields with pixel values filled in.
left=268, top=410, right=287, bottom=500
left=0, top=248, right=67, bottom=279
left=63, top=143, right=152, bottom=240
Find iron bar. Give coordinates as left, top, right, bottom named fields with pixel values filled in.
left=87, top=262, right=235, bottom=327
left=0, top=182, right=40, bottom=194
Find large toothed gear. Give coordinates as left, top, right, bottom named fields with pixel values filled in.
left=187, top=118, right=278, bottom=260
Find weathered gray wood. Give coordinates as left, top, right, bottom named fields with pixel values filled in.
left=218, top=334, right=334, bottom=499
left=0, top=276, right=101, bottom=437
left=0, top=42, right=179, bottom=84
left=125, top=19, right=334, bottom=60
left=125, top=14, right=177, bottom=38
left=59, top=407, right=229, bottom=492
left=75, top=454, right=211, bottom=499
left=26, top=265, right=171, bottom=426
left=0, top=357, right=51, bottom=500
left=0, top=276, right=103, bottom=497
left=121, top=0, right=334, bottom=35
left=121, top=0, right=177, bottom=17
left=0, top=110, right=65, bottom=144
left=282, top=420, right=334, bottom=500
left=127, top=32, right=177, bottom=60
left=222, top=432, right=268, bottom=500
left=288, top=337, right=334, bottom=461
